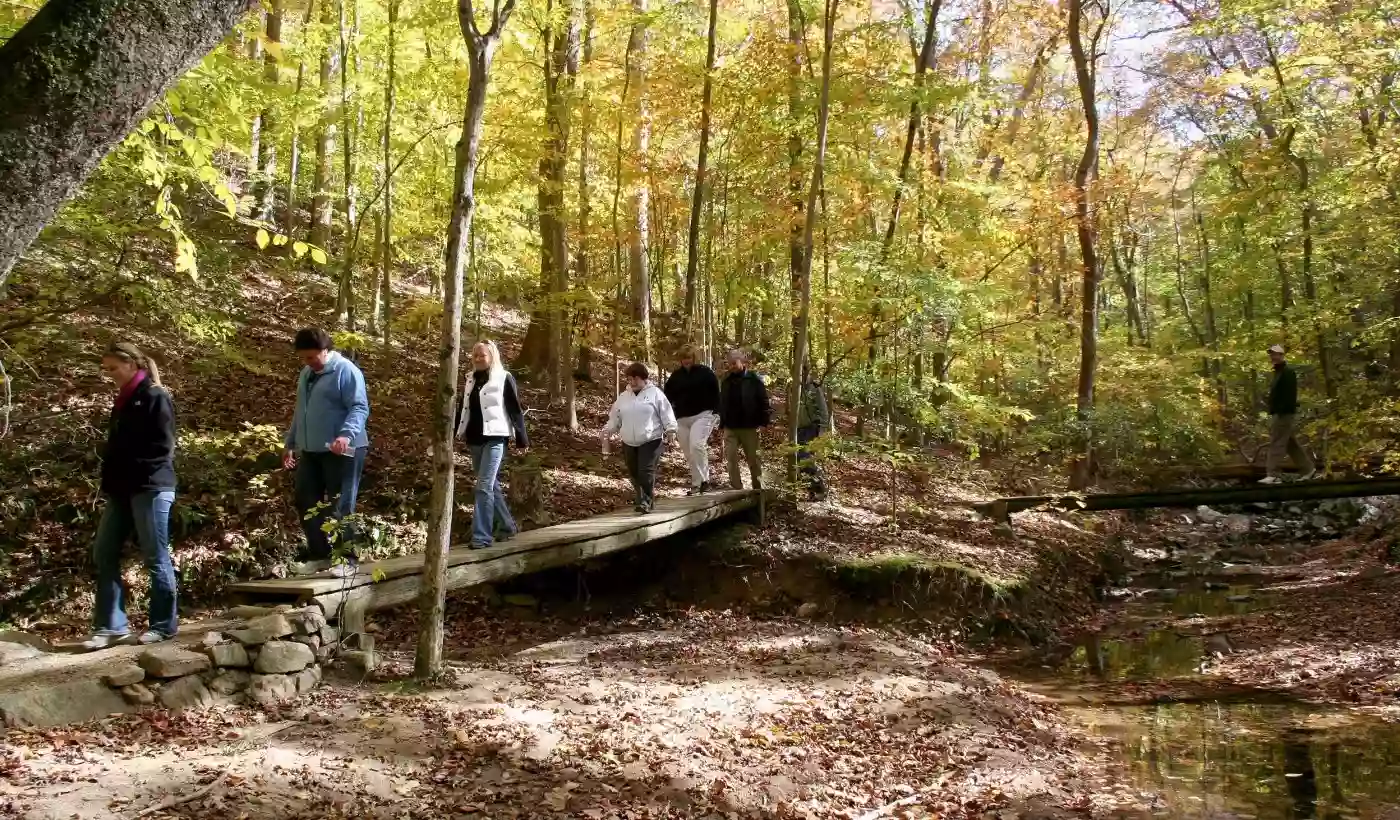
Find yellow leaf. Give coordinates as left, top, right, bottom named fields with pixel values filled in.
left=256, top=229, right=270, bottom=249
left=272, top=233, right=289, bottom=246
left=293, top=241, right=309, bottom=258
left=310, top=247, right=328, bottom=265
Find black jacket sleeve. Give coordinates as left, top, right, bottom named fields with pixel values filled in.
left=755, top=377, right=772, bottom=427
left=504, top=373, right=529, bottom=448
left=702, top=366, right=721, bottom=414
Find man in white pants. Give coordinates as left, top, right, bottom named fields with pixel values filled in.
left=663, top=345, right=721, bottom=495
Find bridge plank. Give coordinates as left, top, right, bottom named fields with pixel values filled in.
left=227, top=490, right=758, bottom=604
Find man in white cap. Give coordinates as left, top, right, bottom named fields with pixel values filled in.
left=1261, top=344, right=1315, bottom=483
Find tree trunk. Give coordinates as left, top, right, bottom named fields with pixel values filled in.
left=519, top=0, right=579, bottom=389
left=786, top=0, right=806, bottom=373
left=335, top=0, right=359, bottom=330
left=788, top=0, right=838, bottom=490
left=566, top=0, right=594, bottom=430
left=310, top=0, right=337, bottom=250
left=625, top=0, right=651, bottom=362
left=253, top=1, right=282, bottom=222
left=1066, top=0, right=1102, bottom=491
left=415, top=0, right=517, bottom=682
left=682, top=0, right=719, bottom=337
left=987, top=34, right=1057, bottom=184
left=0, top=0, right=250, bottom=286
left=284, top=0, right=312, bottom=238
left=377, top=0, right=397, bottom=344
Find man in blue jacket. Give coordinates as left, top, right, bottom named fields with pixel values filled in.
left=283, top=328, right=371, bottom=576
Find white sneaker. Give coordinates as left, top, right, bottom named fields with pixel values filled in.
left=80, top=631, right=130, bottom=651
left=288, top=560, right=331, bottom=576
left=1298, top=470, right=1317, bottom=481
left=1258, top=476, right=1283, bottom=485
left=328, top=561, right=359, bottom=578
left=137, top=630, right=172, bottom=645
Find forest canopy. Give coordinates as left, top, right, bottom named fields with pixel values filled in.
left=2, top=0, right=1398, bottom=480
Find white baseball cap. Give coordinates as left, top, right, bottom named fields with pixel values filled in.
left=1266, top=344, right=1285, bottom=354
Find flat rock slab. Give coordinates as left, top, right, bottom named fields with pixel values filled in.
left=0, top=642, right=46, bottom=666
left=207, top=643, right=250, bottom=668
left=255, top=641, right=315, bottom=674
left=138, top=647, right=212, bottom=678
left=101, top=664, right=146, bottom=687
left=0, top=677, right=128, bottom=727
left=0, top=630, right=55, bottom=652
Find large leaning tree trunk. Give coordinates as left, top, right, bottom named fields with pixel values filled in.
left=0, top=0, right=252, bottom=288
left=415, top=0, right=518, bottom=681
left=1066, top=0, right=1104, bottom=491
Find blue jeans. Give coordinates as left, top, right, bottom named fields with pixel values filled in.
left=294, top=447, right=367, bottom=561
left=93, top=491, right=178, bottom=636
left=469, top=440, right=517, bottom=547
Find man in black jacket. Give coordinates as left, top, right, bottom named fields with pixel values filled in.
left=664, top=345, right=721, bottom=495
left=719, top=348, right=770, bottom=490
left=1262, top=344, right=1315, bottom=483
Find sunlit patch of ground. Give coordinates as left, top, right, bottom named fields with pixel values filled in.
left=4, top=615, right=1144, bottom=819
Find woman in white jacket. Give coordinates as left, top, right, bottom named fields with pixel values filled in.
left=604, top=362, right=678, bottom=513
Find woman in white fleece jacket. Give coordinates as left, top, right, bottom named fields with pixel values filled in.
left=604, top=362, right=678, bottom=513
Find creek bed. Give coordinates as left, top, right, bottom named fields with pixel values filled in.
left=997, top=578, right=1400, bottom=818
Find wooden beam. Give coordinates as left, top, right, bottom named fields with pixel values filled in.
left=228, top=490, right=757, bottom=600
left=975, top=477, right=1400, bottom=523
left=312, top=495, right=755, bottom=618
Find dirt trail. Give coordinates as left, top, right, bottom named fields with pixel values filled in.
left=4, top=615, right=1138, bottom=819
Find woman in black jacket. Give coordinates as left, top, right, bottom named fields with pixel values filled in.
left=82, top=343, right=179, bottom=650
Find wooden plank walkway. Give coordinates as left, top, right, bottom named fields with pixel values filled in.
left=228, top=489, right=760, bottom=634
left=976, top=477, right=1400, bottom=527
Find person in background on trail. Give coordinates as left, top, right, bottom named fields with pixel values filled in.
left=1261, top=344, right=1316, bottom=484
left=795, top=361, right=830, bottom=501
left=83, top=343, right=179, bottom=650
left=283, top=328, right=370, bottom=577
left=719, top=348, right=771, bottom=490
left=455, top=340, right=529, bottom=548
left=663, top=344, right=720, bottom=496
left=603, top=362, right=679, bottom=513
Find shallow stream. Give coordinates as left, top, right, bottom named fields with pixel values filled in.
left=1001, top=578, right=1400, bottom=818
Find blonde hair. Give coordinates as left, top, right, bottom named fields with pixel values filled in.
left=472, top=340, right=507, bottom=377
left=105, top=342, right=162, bottom=386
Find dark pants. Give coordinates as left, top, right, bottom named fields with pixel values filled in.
left=93, top=490, right=178, bottom=637
left=623, top=438, right=664, bottom=510
left=797, top=424, right=826, bottom=495
left=294, top=447, right=367, bottom=561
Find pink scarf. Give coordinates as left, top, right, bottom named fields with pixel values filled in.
left=114, top=370, right=148, bottom=411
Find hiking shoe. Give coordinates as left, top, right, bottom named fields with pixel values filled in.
left=1258, top=475, right=1282, bottom=485
left=1298, top=469, right=1317, bottom=481
left=686, top=486, right=702, bottom=497
left=700, top=481, right=712, bottom=493
left=288, top=560, right=331, bottom=576
left=136, top=630, right=172, bottom=646
left=80, top=630, right=130, bottom=651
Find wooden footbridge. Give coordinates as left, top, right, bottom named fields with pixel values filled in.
left=228, top=490, right=760, bottom=636
left=976, top=476, right=1400, bottom=528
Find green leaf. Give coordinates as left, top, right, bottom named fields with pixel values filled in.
left=256, top=229, right=271, bottom=249
left=310, top=247, right=328, bottom=265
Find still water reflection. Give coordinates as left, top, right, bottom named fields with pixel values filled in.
left=1004, top=581, right=1400, bottom=818
left=1071, top=702, right=1400, bottom=819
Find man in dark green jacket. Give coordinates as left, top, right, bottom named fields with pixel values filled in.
left=1262, top=344, right=1315, bottom=483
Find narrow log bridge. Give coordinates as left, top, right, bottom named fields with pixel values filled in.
left=975, top=477, right=1400, bottom=528
left=228, top=490, right=760, bottom=637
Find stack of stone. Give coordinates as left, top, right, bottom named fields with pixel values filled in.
left=101, top=606, right=339, bottom=712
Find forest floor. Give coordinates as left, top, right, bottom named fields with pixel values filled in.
left=7, top=264, right=1400, bottom=817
